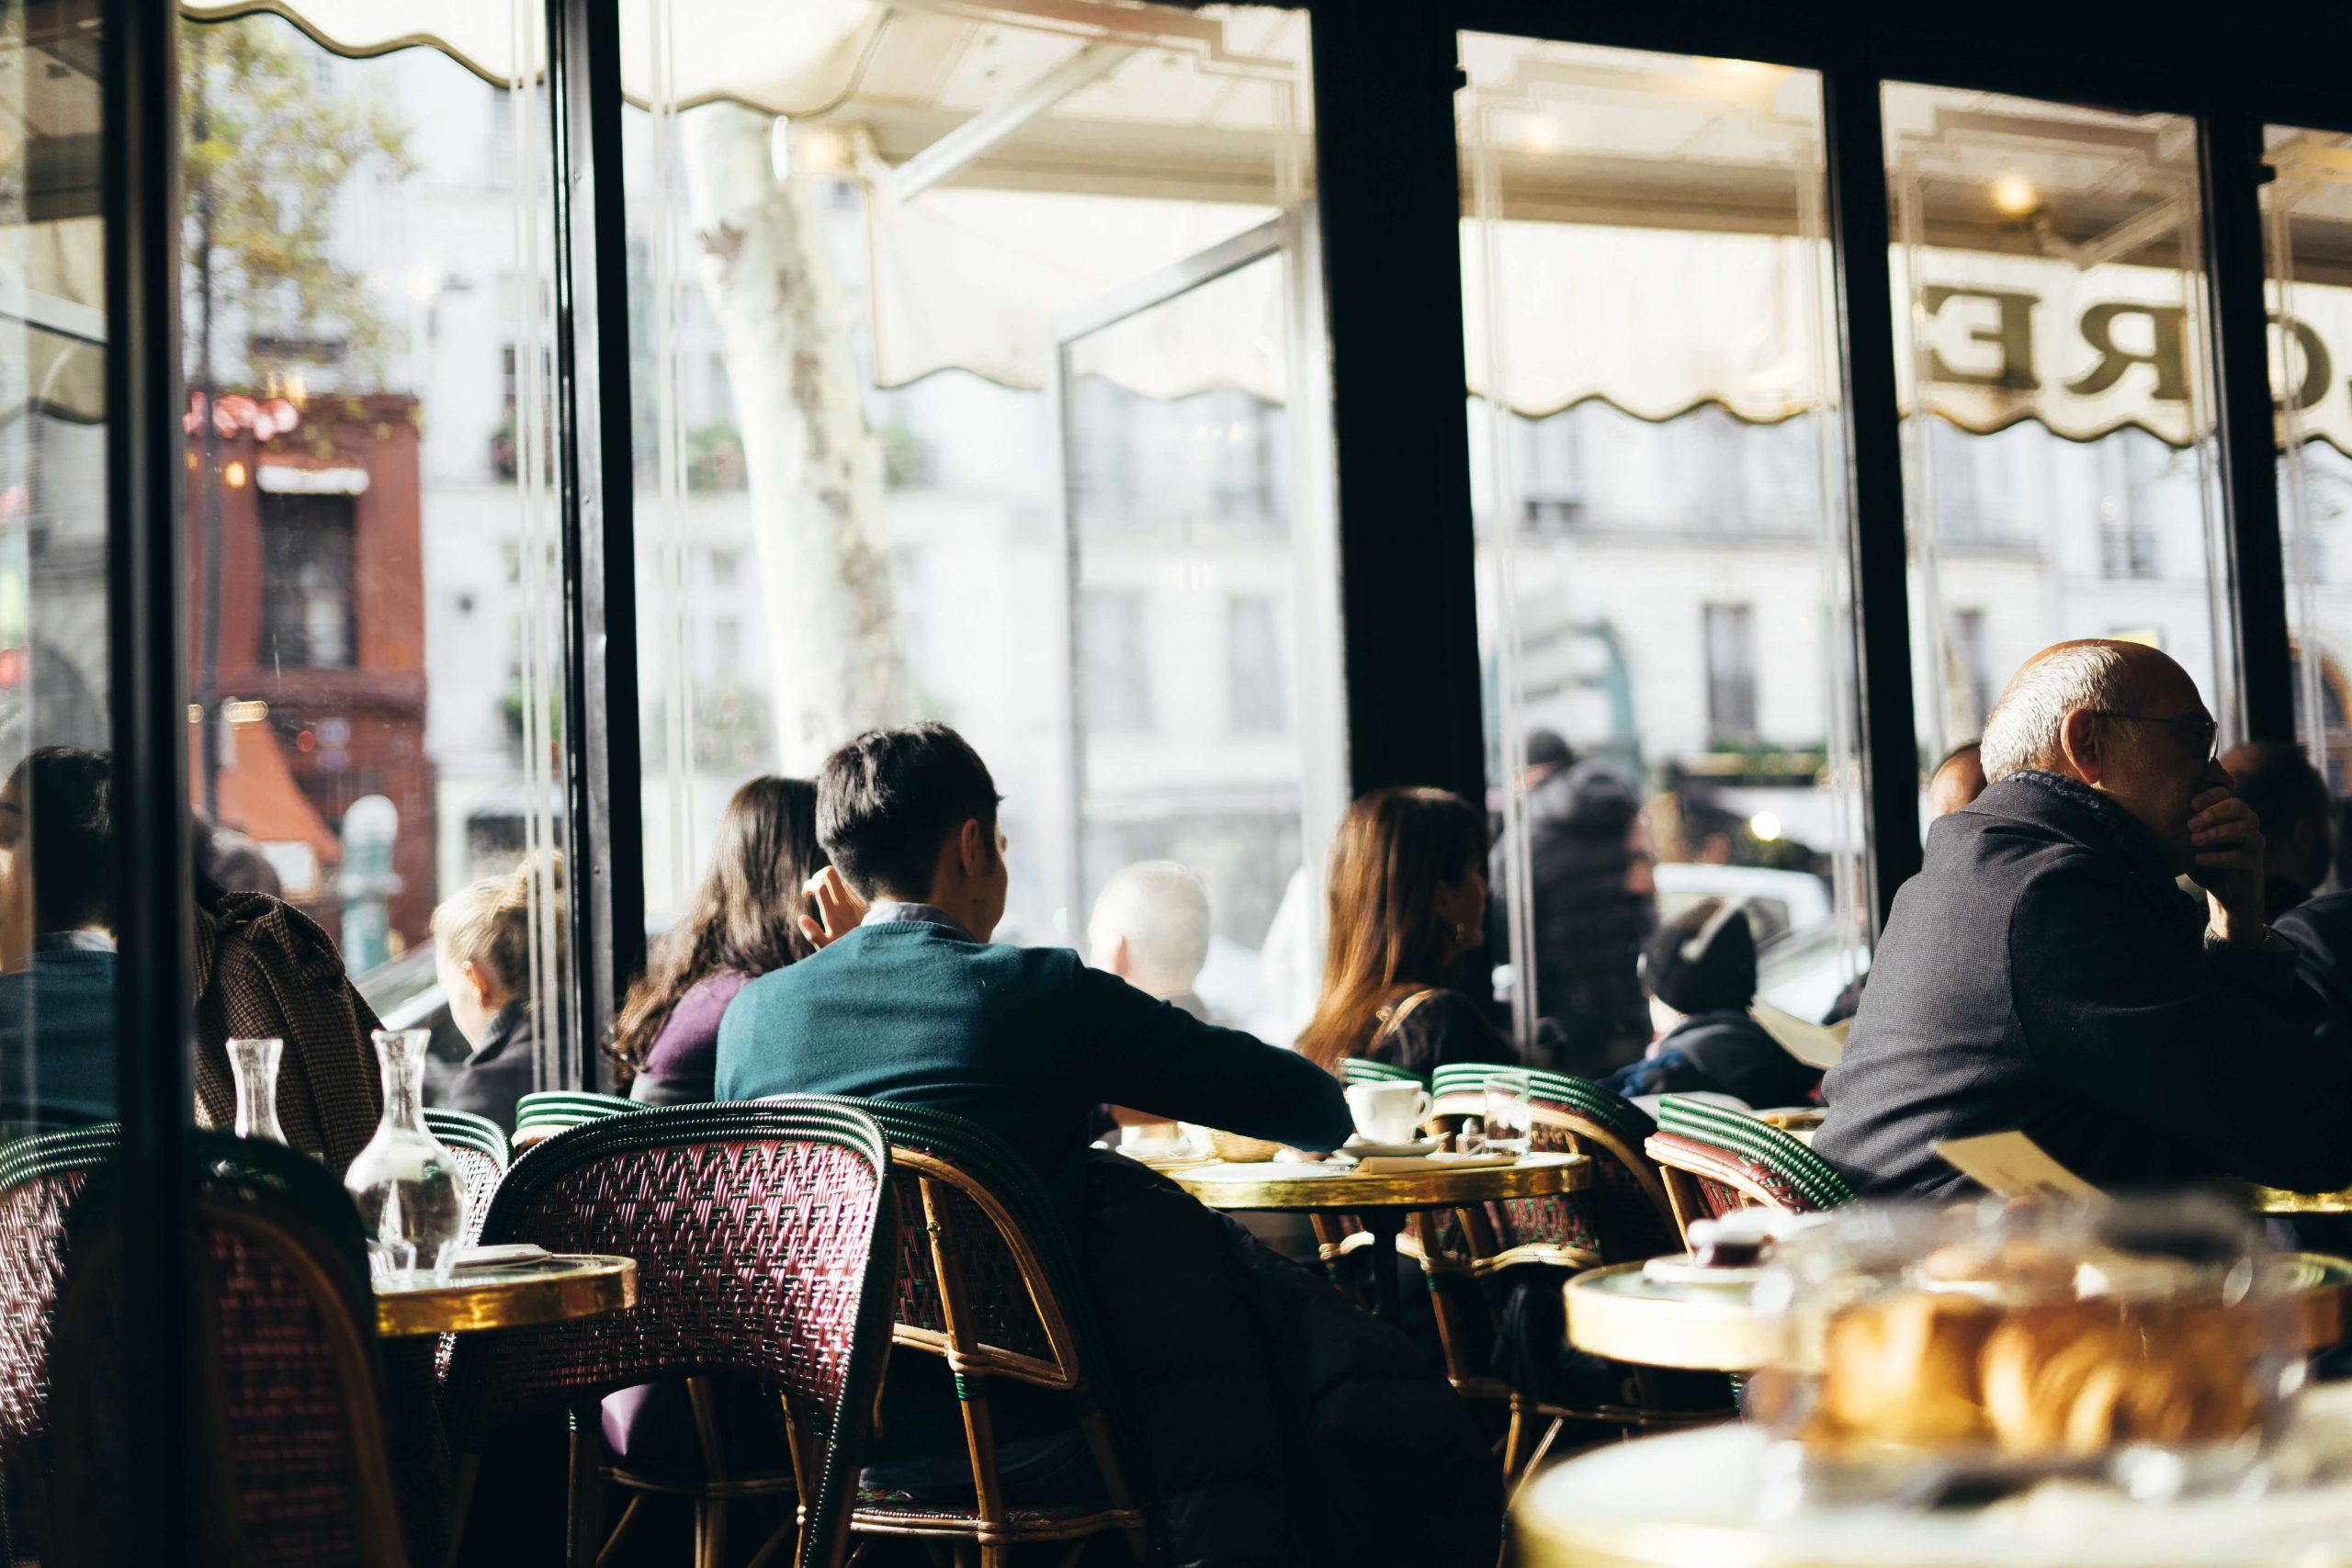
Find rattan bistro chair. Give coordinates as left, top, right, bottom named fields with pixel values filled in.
left=0, top=1123, right=119, bottom=1562
left=424, top=1108, right=511, bottom=1247
left=440, top=1103, right=900, bottom=1568
left=1419, top=1077, right=1728, bottom=1478
left=51, top=1133, right=408, bottom=1568
left=1642, top=1096, right=1854, bottom=1241
left=782, top=1097, right=1149, bottom=1567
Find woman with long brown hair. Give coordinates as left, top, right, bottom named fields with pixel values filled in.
left=613, top=775, right=824, bottom=1104
left=1295, top=785, right=1517, bottom=1079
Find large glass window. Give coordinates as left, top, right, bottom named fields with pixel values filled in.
left=1, top=1, right=119, bottom=1553
left=1458, top=38, right=1867, bottom=1055
left=2266, top=126, right=2352, bottom=801
left=628, top=3, right=1340, bottom=1046
left=1884, top=85, right=2235, bottom=778
left=177, top=13, right=573, bottom=1098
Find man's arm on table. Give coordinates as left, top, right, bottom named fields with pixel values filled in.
left=2015, top=861, right=2352, bottom=1192
left=1069, top=964, right=1352, bottom=1151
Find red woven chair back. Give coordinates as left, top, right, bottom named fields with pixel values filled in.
left=0, top=1126, right=117, bottom=1559
left=441, top=1103, right=899, bottom=1568
left=51, top=1134, right=403, bottom=1568
left=1642, top=1130, right=1822, bottom=1242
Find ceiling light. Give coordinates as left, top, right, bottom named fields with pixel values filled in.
left=1990, top=172, right=2040, bottom=218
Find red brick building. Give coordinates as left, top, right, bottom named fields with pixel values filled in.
left=186, top=392, right=435, bottom=954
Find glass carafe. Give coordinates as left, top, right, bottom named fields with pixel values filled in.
left=344, top=1028, right=465, bottom=1284
left=227, top=1035, right=288, bottom=1145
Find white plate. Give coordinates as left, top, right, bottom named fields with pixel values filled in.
left=1640, top=1252, right=1770, bottom=1289
left=454, top=1243, right=552, bottom=1270
left=1340, top=1135, right=1444, bottom=1159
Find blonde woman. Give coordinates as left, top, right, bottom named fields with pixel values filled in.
left=434, top=857, right=558, bottom=1130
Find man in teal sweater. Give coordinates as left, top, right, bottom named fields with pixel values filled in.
left=714, top=723, right=1351, bottom=1218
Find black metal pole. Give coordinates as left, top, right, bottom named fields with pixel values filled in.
left=103, top=0, right=197, bottom=1550
left=1309, top=0, right=1487, bottom=807
left=1823, top=64, right=1923, bottom=929
left=547, top=0, right=646, bottom=1084
left=2202, top=110, right=2294, bottom=744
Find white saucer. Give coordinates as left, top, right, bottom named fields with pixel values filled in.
left=1640, top=1252, right=1770, bottom=1289
left=1340, top=1135, right=1444, bottom=1159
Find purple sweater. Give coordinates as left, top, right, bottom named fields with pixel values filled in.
left=628, top=969, right=752, bottom=1106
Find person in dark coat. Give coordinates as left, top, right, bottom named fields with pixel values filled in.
left=1604, top=897, right=1820, bottom=1109
left=1493, top=730, right=1656, bottom=1078
left=434, top=857, right=556, bottom=1131
left=1817, top=639, right=2352, bottom=1200
left=1823, top=740, right=1986, bottom=1026
left=2219, top=739, right=2333, bottom=923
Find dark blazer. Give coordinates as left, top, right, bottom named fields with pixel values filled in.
left=444, top=1000, right=538, bottom=1132
left=1361, top=987, right=1518, bottom=1082
left=2277, top=889, right=2352, bottom=1051
left=1602, top=1010, right=1821, bottom=1109
left=1816, top=770, right=2352, bottom=1199
left=717, top=918, right=1351, bottom=1219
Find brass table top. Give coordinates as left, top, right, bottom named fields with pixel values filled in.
left=2238, top=1180, right=2352, bottom=1215
left=375, top=1254, right=638, bottom=1338
left=1560, top=1253, right=2352, bottom=1375
left=1563, top=1260, right=1781, bottom=1372
left=1168, top=1151, right=1589, bottom=1212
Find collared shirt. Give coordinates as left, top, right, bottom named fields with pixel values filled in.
left=863, top=900, right=978, bottom=942
left=38, top=931, right=117, bottom=957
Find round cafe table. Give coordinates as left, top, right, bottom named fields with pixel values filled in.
left=1563, top=1253, right=2352, bottom=1373
left=374, top=1253, right=638, bottom=1338
left=1514, top=1382, right=2352, bottom=1568
left=1168, top=1153, right=1590, bottom=1324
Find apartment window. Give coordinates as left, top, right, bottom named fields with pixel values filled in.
left=1953, top=607, right=1992, bottom=729
left=709, top=548, right=741, bottom=587
left=714, top=616, right=741, bottom=673
left=259, top=492, right=357, bottom=669
left=1702, top=603, right=1758, bottom=744
left=1227, top=594, right=1287, bottom=734
left=1515, top=408, right=1584, bottom=531
left=1080, top=589, right=1154, bottom=733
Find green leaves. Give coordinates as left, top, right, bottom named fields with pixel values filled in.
left=181, top=16, right=416, bottom=386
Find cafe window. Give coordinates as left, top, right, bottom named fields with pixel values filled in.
left=1885, top=85, right=2237, bottom=765
left=258, top=491, right=357, bottom=669
left=628, top=2, right=1341, bottom=1045
left=1460, top=37, right=1869, bottom=1044
left=2267, top=125, right=2352, bottom=795
left=179, top=9, right=573, bottom=1086
left=1703, top=603, right=1759, bottom=745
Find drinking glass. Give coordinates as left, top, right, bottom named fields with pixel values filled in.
left=1482, top=1070, right=1533, bottom=1156
left=226, top=1035, right=288, bottom=1145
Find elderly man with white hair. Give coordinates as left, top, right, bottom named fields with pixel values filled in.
left=1815, top=638, right=2352, bottom=1198
left=1088, top=859, right=1216, bottom=1021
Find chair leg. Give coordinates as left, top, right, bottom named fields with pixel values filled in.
left=742, top=1506, right=797, bottom=1568
left=1506, top=1416, right=1567, bottom=1511
left=594, top=1493, right=645, bottom=1568
left=695, top=1495, right=729, bottom=1568
left=566, top=1408, right=607, bottom=1568
left=1500, top=1397, right=1532, bottom=1481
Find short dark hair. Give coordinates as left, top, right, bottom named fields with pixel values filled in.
left=817, top=725, right=1002, bottom=901
left=4, top=747, right=114, bottom=932
left=2224, top=739, right=2331, bottom=886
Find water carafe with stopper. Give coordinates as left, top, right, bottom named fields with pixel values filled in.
left=343, top=1027, right=465, bottom=1283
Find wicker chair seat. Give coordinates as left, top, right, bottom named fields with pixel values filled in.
left=850, top=1488, right=1120, bottom=1533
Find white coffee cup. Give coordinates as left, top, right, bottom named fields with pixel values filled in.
left=1345, top=1079, right=1433, bottom=1145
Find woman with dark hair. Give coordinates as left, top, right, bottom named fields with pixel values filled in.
left=613, top=775, right=823, bottom=1106
left=1296, top=786, right=1517, bottom=1080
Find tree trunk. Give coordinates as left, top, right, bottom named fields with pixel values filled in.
left=680, top=105, right=907, bottom=771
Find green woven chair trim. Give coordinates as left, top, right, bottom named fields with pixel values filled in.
left=1657, top=1097, right=1853, bottom=1209
left=424, top=1108, right=511, bottom=1168
left=1341, top=1059, right=1425, bottom=1087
